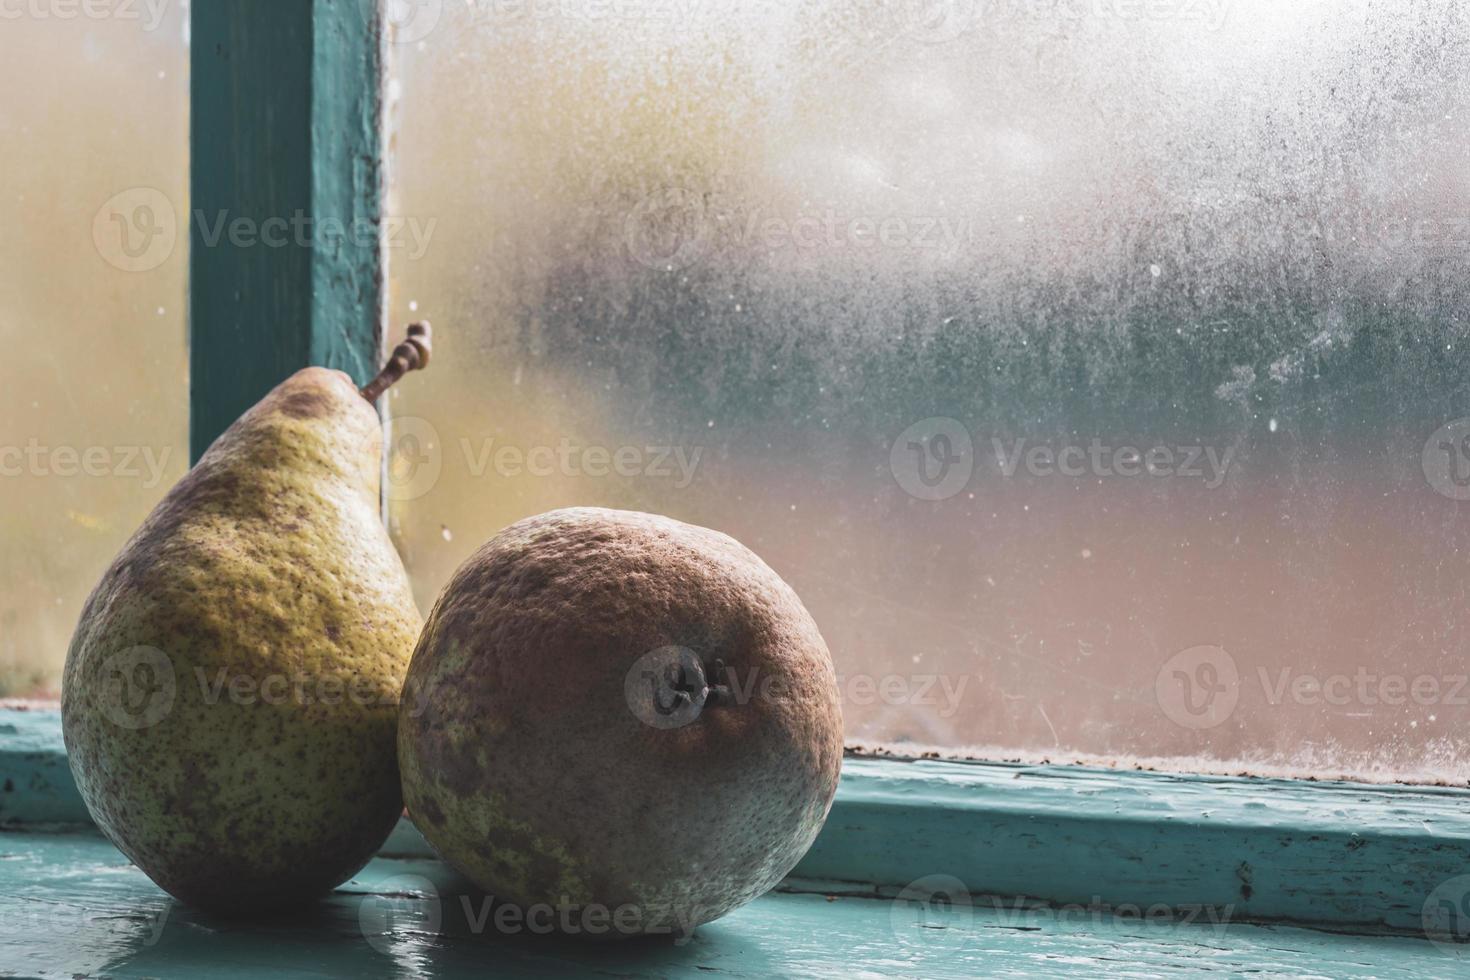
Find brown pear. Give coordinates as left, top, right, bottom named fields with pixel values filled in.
left=398, top=507, right=844, bottom=939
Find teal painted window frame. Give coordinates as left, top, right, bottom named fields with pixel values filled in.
left=6, top=0, right=1450, bottom=950
left=189, top=0, right=384, bottom=460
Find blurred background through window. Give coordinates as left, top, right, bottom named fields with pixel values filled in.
left=6, top=1, right=1470, bottom=784
left=0, top=4, right=189, bottom=697
left=385, top=0, right=1470, bottom=781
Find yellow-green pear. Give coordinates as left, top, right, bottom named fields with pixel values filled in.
left=61, top=325, right=431, bottom=913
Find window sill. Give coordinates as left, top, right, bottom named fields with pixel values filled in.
left=0, top=830, right=1455, bottom=978
left=4, top=705, right=1468, bottom=974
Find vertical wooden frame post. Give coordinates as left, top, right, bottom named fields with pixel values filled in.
left=189, top=0, right=384, bottom=461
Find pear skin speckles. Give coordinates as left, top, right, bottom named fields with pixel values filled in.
left=398, top=507, right=843, bottom=938
left=61, top=367, right=422, bottom=913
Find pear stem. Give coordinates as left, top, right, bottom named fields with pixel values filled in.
left=360, top=322, right=433, bottom=402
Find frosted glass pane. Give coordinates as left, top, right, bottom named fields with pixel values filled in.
left=387, top=1, right=1470, bottom=780
left=0, top=11, right=190, bottom=695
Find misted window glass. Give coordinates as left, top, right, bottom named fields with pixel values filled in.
left=386, top=1, right=1470, bottom=780
left=1, top=9, right=189, bottom=696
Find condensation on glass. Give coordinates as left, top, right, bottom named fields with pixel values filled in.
left=0, top=11, right=189, bottom=695
left=386, top=0, right=1470, bottom=782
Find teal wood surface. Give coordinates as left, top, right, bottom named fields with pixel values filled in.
left=0, top=830, right=1459, bottom=979
left=0, top=709, right=82, bottom=826
left=799, top=757, right=1470, bottom=937
left=7, top=707, right=1470, bottom=944
left=189, top=0, right=383, bottom=461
